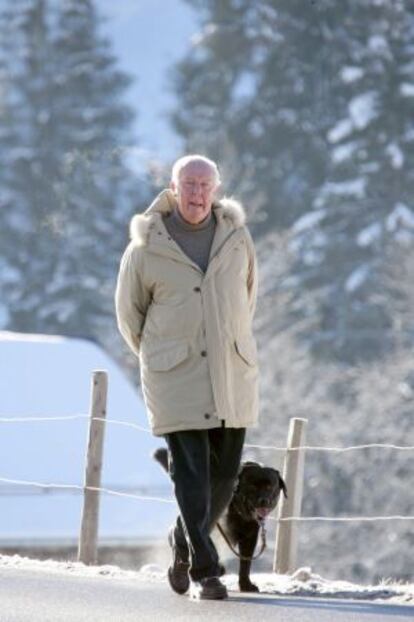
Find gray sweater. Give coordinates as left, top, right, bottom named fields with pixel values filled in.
left=163, top=208, right=216, bottom=273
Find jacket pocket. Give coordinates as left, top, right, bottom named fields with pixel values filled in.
left=143, top=339, right=190, bottom=372
left=234, top=336, right=257, bottom=367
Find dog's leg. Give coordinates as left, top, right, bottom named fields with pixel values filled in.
left=238, top=524, right=260, bottom=592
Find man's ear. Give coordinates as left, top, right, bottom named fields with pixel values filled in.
left=170, top=180, right=177, bottom=195
left=214, top=181, right=222, bottom=199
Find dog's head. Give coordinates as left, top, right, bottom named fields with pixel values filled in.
left=233, top=461, right=287, bottom=522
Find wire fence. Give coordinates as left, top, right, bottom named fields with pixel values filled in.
left=1, top=413, right=414, bottom=524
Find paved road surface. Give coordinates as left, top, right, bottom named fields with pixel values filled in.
left=1, top=567, right=413, bottom=622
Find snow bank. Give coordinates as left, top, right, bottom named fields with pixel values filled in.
left=1, top=554, right=413, bottom=605
left=0, top=331, right=175, bottom=540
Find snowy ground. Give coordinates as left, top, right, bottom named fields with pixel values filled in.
left=1, top=554, right=413, bottom=606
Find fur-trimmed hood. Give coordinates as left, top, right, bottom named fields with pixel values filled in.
left=129, top=188, right=246, bottom=246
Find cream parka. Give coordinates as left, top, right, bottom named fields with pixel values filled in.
left=115, top=189, right=259, bottom=436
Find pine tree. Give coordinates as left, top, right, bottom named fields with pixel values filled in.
left=290, top=0, right=414, bottom=361
left=173, top=0, right=414, bottom=363
left=0, top=0, right=138, bottom=346
left=172, top=0, right=342, bottom=229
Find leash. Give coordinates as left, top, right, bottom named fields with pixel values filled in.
left=216, top=518, right=267, bottom=561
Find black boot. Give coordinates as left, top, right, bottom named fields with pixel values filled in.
left=167, top=528, right=190, bottom=595
left=190, top=576, right=228, bottom=600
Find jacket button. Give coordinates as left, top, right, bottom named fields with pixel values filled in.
left=201, top=350, right=207, bottom=357
left=204, top=413, right=210, bottom=419
left=193, top=286, right=201, bottom=292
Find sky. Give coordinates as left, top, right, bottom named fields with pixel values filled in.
left=98, top=0, right=197, bottom=167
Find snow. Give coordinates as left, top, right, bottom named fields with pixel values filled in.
left=348, top=92, right=378, bottom=130
left=315, top=179, right=366, bottom=208
left=345, top=265, right=370, bottom=293
left=289, top=220, right=327, bottom=266
left=38, top=299, right=77, bottom=323
left=9, top=147, right=35, bottom=161
left=251, top=45, right=269, bottom=67
left=327, top=118, right=353, bottom=143
left=386, top=203, right=414, bottom=232
left=332, top=141, right=359, bottom=164
left=385, top=143, right=404, bottom=169
left=357, top=223, right=382, bottom=247
left=0, top=332, right=175, bottom=541
left=0, top=263, right=20, bottom=284
left=72, top=62, right=95, bottom=77
left=278, top=108, right=297, bottom=125
left=360, top=161, right=381, bottom=174
left=302, top=249, right=324, bottom=267
left=190, top=23, right=217, bottom=47
left=368, top=35, right=391, bottom=59
left=398, top=382, right=414, bottom=400
left=329, top=178, right=366, bottom=198
left=0, top=555, right=413, bottom=604
left=291, top=210, right=326, bottom=234
left=340, top=66, right=364, bottom=84
left=400, top=83, right=414, bottom=97
left=258, top=5, right=279, bottom=22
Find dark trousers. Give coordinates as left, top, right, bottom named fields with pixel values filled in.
left=165, top=425, right=245, bottom=581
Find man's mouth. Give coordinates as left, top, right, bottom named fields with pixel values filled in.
left=189, top=202, right=204, bottom=208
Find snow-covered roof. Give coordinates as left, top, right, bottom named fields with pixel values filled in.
left=0, top=332, right=175, bottom=542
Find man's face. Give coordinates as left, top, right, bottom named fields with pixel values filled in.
left=171, top=161, right=219, bottom=224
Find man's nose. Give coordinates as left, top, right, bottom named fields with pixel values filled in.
left=191, top=184, right=203, bottom=197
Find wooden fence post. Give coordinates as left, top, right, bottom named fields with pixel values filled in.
left=78, top=370, right=108, bottom=565
left=273, top=417, right=308, bottom=574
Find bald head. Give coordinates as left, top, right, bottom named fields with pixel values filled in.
left=171, top=154, right=221, bottom=187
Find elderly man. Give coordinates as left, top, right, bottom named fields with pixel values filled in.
left=115, top=155, right=259, bottom=600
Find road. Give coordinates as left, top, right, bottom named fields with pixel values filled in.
left=0, top=567, right=413, bottom=622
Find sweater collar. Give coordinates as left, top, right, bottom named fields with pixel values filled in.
left=166, top=206, right=214, bottom=232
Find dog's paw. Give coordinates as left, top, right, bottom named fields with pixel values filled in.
left=239, top=581, right=260, bottom=593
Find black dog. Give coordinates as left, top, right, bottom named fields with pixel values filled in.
left=153, top=447, right=287, bottom=593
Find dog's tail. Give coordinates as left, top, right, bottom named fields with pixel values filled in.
left=153, top=447, right=169, bottom=473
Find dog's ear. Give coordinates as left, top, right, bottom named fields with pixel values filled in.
left=268, top=468, right=288, bottom=499
left=278, top=473, right=288, bottom=499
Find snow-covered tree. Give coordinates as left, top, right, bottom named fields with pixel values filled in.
left=173, top=0, right=414, bottom=362
left=172, top=0, right=342, bottom=229
left=0, top=0, right=139, bottom=345
left=290, top=0, right=414, bottom=361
